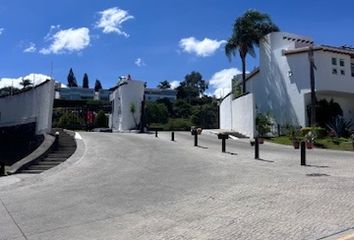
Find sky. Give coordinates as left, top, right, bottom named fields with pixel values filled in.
left=1, top=0, right=354, bottom=97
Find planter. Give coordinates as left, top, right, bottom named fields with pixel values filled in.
left=293, top=141, right=300, bottom=149
left=306, top=141, right=313, bottom=149
left=258, top=138, right=264, bottom=144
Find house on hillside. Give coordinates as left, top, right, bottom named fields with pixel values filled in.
left=225, top=32, right=354, bottom=131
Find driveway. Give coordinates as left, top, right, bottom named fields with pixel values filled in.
left=1, top=131, right=354, bottom=240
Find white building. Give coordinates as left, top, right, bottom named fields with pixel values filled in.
left=110, top=80, right=145, bottom=131
left=244, top=32, right=354, bottom=127
left=0, top=80, right=55, bottom=134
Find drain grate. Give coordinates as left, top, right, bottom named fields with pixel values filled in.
left=306, top=173, right=330, bottom=177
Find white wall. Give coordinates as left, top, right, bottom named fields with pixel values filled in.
left=111, top=80, right=145, bottom=131
left=247, top=32, right=314, bottom=127
left=219, top=94, right=232, bottom=130
left=220, top=93, right=255, bottom=138
left=315, top=51, right=354, bottom=93
left=0, top=80, right=55, bottom=134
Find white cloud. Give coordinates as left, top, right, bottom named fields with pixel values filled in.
left=23, top=42, right=37, bottom=53
left=209, top=68, right=241, bottom=98
left=170, top=81, right=180, bottom=89
left=96, top=7, right=134, bottom=37
left=40, top=27, right=90, bottom=54
left=0, top=73, right=52, bottom=89
left=179, top=37, right=226, bottom=57
left=134, top=58, right=145, bottom=67
left=0, top=28, right=4, bottom=35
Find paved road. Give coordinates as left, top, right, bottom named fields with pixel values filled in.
left=1, top=131, right=354, bottom=240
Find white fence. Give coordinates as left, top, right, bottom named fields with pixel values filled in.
left=0, top=80, right=55, bottom=134
left=220, top=93, right=255, bottom=138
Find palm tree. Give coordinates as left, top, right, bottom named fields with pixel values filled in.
left=225, top=9, right=279, bottom=94
left=157, top=80, right=171, bottom=89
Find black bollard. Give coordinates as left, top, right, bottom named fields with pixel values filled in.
left=194, top=132, right=198, bottom=146
left=301, top=141, right=306, bottom=166
left=155, top=130, right=158, bottom=138
left=255, top=137, right=259, bottom=159
left=171, top=131, right=175, bottom=141
left=222, top=138, right=226, bottom=152
left=54, top=131, right=59, bottom=150
left=0, top=162, right=5, bottom=176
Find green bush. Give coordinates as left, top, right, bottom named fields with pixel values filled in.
left=191, top=104, right=217, bottom=129
left=256, top=112, right=272, bottom=137
left=57, top=111, right=85, bottom=130
left=167, top=118, right=192, bottom=131
left=145, top=102, right=169, bottom=125
left=300, top=127, right=327, bottom=139
left=94, top=110, right=108, bottom=128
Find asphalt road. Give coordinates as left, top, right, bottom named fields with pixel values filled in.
left=1, top=131, right=354, bottom=240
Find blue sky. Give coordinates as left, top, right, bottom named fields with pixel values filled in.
left=1, top=0, right=354, bottom=96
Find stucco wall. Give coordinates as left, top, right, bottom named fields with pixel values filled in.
left=246, top=32, right=314, bottom=127
left=219, top=93, right=255, bottom=138
left=0, top=80, right=55, bottom=134
left=219, top=94, right=232, bottom=130
left=111, top=80, right=145, bottom=131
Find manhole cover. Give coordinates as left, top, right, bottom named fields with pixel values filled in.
left=306, top=173, right=330, bottom=177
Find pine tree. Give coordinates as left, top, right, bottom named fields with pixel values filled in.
left=82, top=73, right=89, bottom=88
left=67, top=68, right=78, bottom=87
left=94, top=79, right=102, bottom=92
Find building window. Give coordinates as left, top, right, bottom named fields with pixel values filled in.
left=332, top=68, right=338, bottom=74
left=341, top=69, right=345, bottom=75
left=340, top=59, right=345, bottom=67
left=332, top=58, right=337, bottom=65
left=351, top=65, right=354, bottom=77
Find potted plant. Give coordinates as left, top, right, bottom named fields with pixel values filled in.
left=304, top=131, right=316, bottom=149
left=288, top=126, right=301, bottom=149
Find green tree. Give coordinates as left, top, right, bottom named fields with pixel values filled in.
left=94, top=110, right=108, bottom=128
left=82, top=73, right=89, bottom=88
left=156, top=98, right=173, bottom=115
left=67, top=68, right=78, bottom=87
left=94, top=79, right=102, bottom=92
left=225, top=9, right=279, bottom=94
left=157, top=80, right=171, bottom=89
left=191, top=104, right=218, bottom=129
left=145, top=103, right=169, bottom=125
left=176, top=71, right=208, bottom=102
left=173, top=99, right=192, bottom=118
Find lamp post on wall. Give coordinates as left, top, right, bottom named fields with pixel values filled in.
left=308, top=46, right=317, bottom=126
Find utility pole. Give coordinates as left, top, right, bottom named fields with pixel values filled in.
left=308, top=46, right=317, bottom=126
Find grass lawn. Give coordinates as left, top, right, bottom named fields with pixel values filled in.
left=268, top=136, right=354, bottom=152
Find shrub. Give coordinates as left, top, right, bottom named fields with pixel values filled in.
left=300, top=127, right=326, bottom=138
left=57, top=111, right=85, bottom=130
left=256, top=112, right=272, bottom=137
left=326, top=116, right=352, bottom=138
left=94, top=110, right=108, bottom=128
left=167, top=118, right=192, bottom=131
left=191, top=104, right=217, bottom=129
left=145, top=102, right=169, bottom=125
